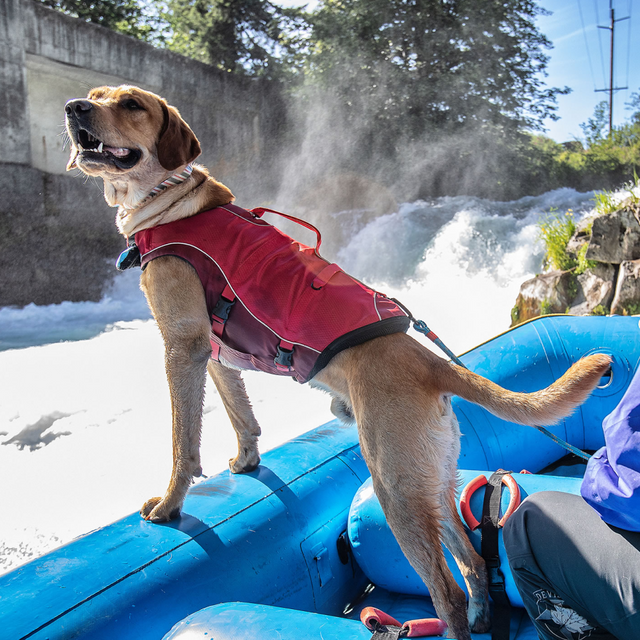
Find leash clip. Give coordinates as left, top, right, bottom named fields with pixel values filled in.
left=116, top=238, right=141, bottom=271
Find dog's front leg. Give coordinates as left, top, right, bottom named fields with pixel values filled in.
left=139, top=257, right=212, bottom=522
left=207, top=361, right=261, bottom=473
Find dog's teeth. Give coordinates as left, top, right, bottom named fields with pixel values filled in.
left=98, top=142, right=103, bottom=153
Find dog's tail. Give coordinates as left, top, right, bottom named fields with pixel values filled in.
left=443, top=353, right=611, bottom=426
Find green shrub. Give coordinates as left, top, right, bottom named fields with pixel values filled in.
left=575, top=243, right=597, bottom=275
left=540, top=299, right=554, bottom=316
left=593, top=189, right=619, bottom=215
left=537, top=210, right=577, bottom=272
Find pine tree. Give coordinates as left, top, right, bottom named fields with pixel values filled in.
left=301, top=0, right=567, bottom=139
left=161, top=0, right=300, bottom=78
left=39, top=0, right=155, bottom=39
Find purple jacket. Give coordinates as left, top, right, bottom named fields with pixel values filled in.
left=581, top=366, right=640, bottom=531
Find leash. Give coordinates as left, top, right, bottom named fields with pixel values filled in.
left=412, top=318, right=466, bottom=368
left=393, top=299, right=591, bottom=461
left=391, top=299, right=466, bottom=367
left=527, top=426, right=590, bottom=460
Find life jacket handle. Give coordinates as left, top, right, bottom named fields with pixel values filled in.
left=251, top=207, right=323, bottom=252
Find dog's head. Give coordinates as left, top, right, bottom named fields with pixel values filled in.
left=65, top=85, right=201, bottom=185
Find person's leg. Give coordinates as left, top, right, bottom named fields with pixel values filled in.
left=503, top=491, right=640, bottom=640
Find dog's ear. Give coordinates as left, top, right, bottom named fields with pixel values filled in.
left=157, top=102, right=201, bottom=171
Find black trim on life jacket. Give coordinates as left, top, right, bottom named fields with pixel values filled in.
left=308, top=315, right=411, bottom=381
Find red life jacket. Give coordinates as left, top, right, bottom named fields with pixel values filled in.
left=136, top=204, right=409, bottom=383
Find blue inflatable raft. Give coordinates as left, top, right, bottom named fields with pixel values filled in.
left=1, top=315, right=638, bottom=639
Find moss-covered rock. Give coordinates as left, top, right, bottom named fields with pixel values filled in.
left=611, top=260, right=640, bottom=315
left=510, top=270, right=576, bottom=326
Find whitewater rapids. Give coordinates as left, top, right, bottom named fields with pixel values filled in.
left=0, top=187, right=597, bottom=574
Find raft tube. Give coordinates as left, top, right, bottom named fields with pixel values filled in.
left=0, top=315, right=637, bottom=639
left=162, top=599, right=540, bottom=639
left=0, top=423, right=370, bottom=640
left=454, top=315, right=638, bottom=472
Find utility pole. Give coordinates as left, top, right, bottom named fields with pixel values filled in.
left=595, top=0, right=629, bottom=135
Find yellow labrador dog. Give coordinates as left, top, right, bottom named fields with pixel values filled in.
left=65, top=85, right=610, bottom=640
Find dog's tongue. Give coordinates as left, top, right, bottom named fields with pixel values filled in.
left=105, top=146, right=131, bottom=158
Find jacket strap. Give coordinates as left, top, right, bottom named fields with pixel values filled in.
left=211, top=284, right=236, bottom=338
left=312, top=263, right=342, bottom=289
left=275, top=340, right=295, bottom=373
left=480, top=469, right=513, bottom=640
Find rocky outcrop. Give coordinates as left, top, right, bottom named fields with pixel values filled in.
left=586, top=209, right=640, bottom=263
left=611, top=260, right=640, bottom=315
left=511, top=200, right=640, bottom=326
left=570, top=263, right=617, bottom=316
left=511, top=271, right=575, bottom=326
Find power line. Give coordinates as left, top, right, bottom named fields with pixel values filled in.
left=594, top=0, right=607, bottom=88
left=594, top=0, right=629, bottom=133
left=624, top=0, right=632, bottom=92
left=577, top=0, right=597, bottom=91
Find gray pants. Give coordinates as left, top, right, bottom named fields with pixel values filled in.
left=503, top=491, right=640, bottom=639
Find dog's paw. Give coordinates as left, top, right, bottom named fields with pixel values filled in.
left=140, top=497, right=181, bottom=522
left=468, top=601, right=491, bottom=634
left=229, top=447, right=260, bottom=474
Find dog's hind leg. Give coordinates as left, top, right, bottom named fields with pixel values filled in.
left=351, top=401, right=474, bottom=639
left=438, top=401, right=491, bottom=633
left=368, top=468, right=473, bottom=640
left=440, top=479, right=490, bottom=633
left=207, top=361, right=261, bottom=473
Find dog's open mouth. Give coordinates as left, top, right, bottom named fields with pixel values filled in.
left=76, top=128, right=141, bottom=169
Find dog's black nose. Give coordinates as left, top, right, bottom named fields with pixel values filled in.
left=65, top=99, right=93, bottom=116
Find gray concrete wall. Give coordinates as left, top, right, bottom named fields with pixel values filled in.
left=0, top=0, right=287, bottom=306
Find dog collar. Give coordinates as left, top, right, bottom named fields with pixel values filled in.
left=116, top=164, right=194, bottom=270
left=148, top=163, right=194, bottom=198
left=124, top=164, right=194, bottom=214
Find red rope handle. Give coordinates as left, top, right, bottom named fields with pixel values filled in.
left=360, top=607, right=447, bottom=637
left=460, top=473, right=521, bottom=531
left=251, top=207, right=323, bottom=251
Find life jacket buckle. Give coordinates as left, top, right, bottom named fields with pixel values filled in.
left=212, top=296, right=235, bottom=323
left=274, top=343, right=294, bottom=371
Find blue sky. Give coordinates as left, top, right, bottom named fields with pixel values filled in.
left=536, top=0, right=637, bottom=141
left=276, top=0, right=638, bottom=143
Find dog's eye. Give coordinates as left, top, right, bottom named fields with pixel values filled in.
left=122, top=99, right=143, bottom=111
